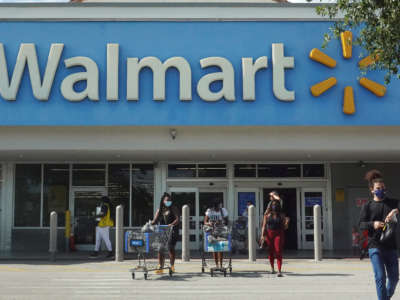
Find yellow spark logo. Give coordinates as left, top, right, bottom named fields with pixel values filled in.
left=309, top=31, right=386, bottom=115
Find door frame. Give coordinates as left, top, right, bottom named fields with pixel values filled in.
left=300, top=188, right=327, bottom=250
left=70, top=186, right=107, bottom=250
left=168, top=187, right=199, bottom=250
left=235, top=188, right=260, bottom=230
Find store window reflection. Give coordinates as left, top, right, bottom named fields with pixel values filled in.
left=108, top=164, right=130, bottom=226
left=131, top=164, right=154, bottom=226
left=14, top=164, right=41, bottom=227
left=43, top=164, right=69, bottom=227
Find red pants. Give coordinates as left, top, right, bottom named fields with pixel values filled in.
left=265, top=229, right=284, bottom=272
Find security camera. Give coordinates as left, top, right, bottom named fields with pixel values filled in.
left=169, top=128, right=177, bottom=140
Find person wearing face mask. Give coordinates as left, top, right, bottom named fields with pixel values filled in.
left=260, top=199, right=289, bottom=277
left=360, top=170, right=400, bottom=300
left=151, top=192, right=180, bottom=274
left=204, top=200, right=229, bottom=269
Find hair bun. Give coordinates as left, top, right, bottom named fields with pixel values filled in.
left=365, top=169, right=383, bottom=183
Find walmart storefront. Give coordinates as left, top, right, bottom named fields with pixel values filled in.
left=1, top=2, right=400, bottom=253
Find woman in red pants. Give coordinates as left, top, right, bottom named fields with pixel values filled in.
left=260, top=199, right=289, bottom=277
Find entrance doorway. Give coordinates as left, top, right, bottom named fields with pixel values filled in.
left=262, top=188, right=298, bottom=250
left=168, top=187, right=225, bottom=250
left=300, top=189, right=326, bottom=249
left=71, top=187, right=107, bottom=250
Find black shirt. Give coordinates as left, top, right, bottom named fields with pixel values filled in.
left=359, top=197, right=400, bottom=250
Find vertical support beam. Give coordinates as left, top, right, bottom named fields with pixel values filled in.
left=248, top=205, right=256, bottom=262
left=182, top=204, right=190, bottom=262
left=314, top=204, right=322, bottom=262
left=226, top=163, right=235, bottom=224
left=65, top=210, right=70, bottom=252
left=49, top=211, right=57, bottom=262
left=115, top=205, right=124, bottom=262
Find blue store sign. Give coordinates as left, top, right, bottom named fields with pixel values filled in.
left=0, top=21, right=398, bottom=126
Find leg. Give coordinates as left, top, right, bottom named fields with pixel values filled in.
left=275, top=230, right=284, bottom=274
left=218, top=252, right=223, bottom=268
left=266, top=230, right=276, bottom=273
left=369, top=248, right=388, bottom=300
left=103, top=227, right=112, bottom=252
left=213, top=253, right=218, bottom=267
left=158, top=252, right=165, bottom=268
left=383, top=249, right=399, bottom=299
left=94, top=226, right=101, bottom=252
left=168, top=248, right=176, bottom=267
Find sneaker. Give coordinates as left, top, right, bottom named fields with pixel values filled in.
left=170, top=266, right=175, bottom=273
left=271, top=269, right=276, bottom=274
left=155, top=268, right=164, bottom=274
left=277, top=272, right=283, bottom=277
left=106, top=251, right=114, bottom=259
left=89, top=251, right=99, bottom=258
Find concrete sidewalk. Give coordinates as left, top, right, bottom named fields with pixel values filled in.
left=0, top=258, right=387, bottom=300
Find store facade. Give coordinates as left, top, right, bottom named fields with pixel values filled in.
left=0, top=2, right=400, bottom=252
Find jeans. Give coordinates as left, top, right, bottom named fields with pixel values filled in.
left=368, top=248, right=399, bottom=300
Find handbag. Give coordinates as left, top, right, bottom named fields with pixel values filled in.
left=380, top=221, right=396, bottom=243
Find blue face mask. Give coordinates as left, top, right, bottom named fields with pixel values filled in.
left=164, top=201, right=172, bottom=207
left=374, top=189, right=386, bottom=199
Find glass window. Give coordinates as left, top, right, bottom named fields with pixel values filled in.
left=198, top=164, right=226, bottom=178
left=72, top=164, right=105, bottom=186
left=303, top=164, right=325, bottom=178
left=43, top=164, right=69, bottom=227
left=14, top=164, right=41, bottom=227
left=0, top=165, right=2, bottom=214
left=108, top=164, right=130, bottom=227
left=132, top=164, right=154, bottom=226
left=234, top=164, right=256, bottom=177
left=168, top=164, right=196, bottom=178
left=258, top=164, right=301, bottom=177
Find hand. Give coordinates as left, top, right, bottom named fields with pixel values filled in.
left=374, top=221, right=384, bottom=230
left=385, top=209, right=398, bottom=223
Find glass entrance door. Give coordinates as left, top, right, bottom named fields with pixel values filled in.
left=169, top=188, right=198, bottom=250
left=71, top=187, right=107, bottom=250
left=169, top=188, right=226, bottom=250
left=301, top=189, right=326, bottom=250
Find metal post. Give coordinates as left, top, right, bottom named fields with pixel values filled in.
left=49, top=211, right=57, bottom=262
left=314, top=204, right=322, bottom=262
left=248, top=205, right=256, bottom=262
left=65, top=210, right=70, bottom=252
left=182, top=205, right=190, bottom=262
left=115, top=205, right=124, bottom=262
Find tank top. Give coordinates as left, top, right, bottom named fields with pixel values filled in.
left=266, top=214, right=283, bottom=230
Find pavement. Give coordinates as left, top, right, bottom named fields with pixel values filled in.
left=0, top=256, right=389, bottom=300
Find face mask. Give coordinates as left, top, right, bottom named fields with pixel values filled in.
left=374, top=189, right=386, bottom=199
left=164, top=201, right=172, bottom=207
left=271, top=205, right=278, bottom=211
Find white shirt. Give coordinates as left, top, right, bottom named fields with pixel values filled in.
left=205, top=208, right=228, bottom=223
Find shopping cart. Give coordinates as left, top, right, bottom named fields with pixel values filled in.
left=200, top=224, right=232, bottom=277
left=125, top=224, right=173, bottom=280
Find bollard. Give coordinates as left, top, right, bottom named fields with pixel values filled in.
left=314, top=204, right=322, bottom=262
left=248, top=205, right=256, bottom=262
left=182, top=205, right=190, bottom=262
left=49, top=211, right=58, bottom=262
left=115, top=205, right=124, bottom=262
left=65, top=210, right=70, bottom=253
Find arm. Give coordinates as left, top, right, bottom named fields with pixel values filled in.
left=359, top=202, right=383, bottom=231
left=282, top=213, right=290, bottom=230
left=385, top=200, right=400, bottom=222
left=260, top=214, right=268, bottom=240
left=169, top=207, right=180, bottom=227
left=151, top=209, right=160, bottom=225
left=204, top=215, right=210, bottom=226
